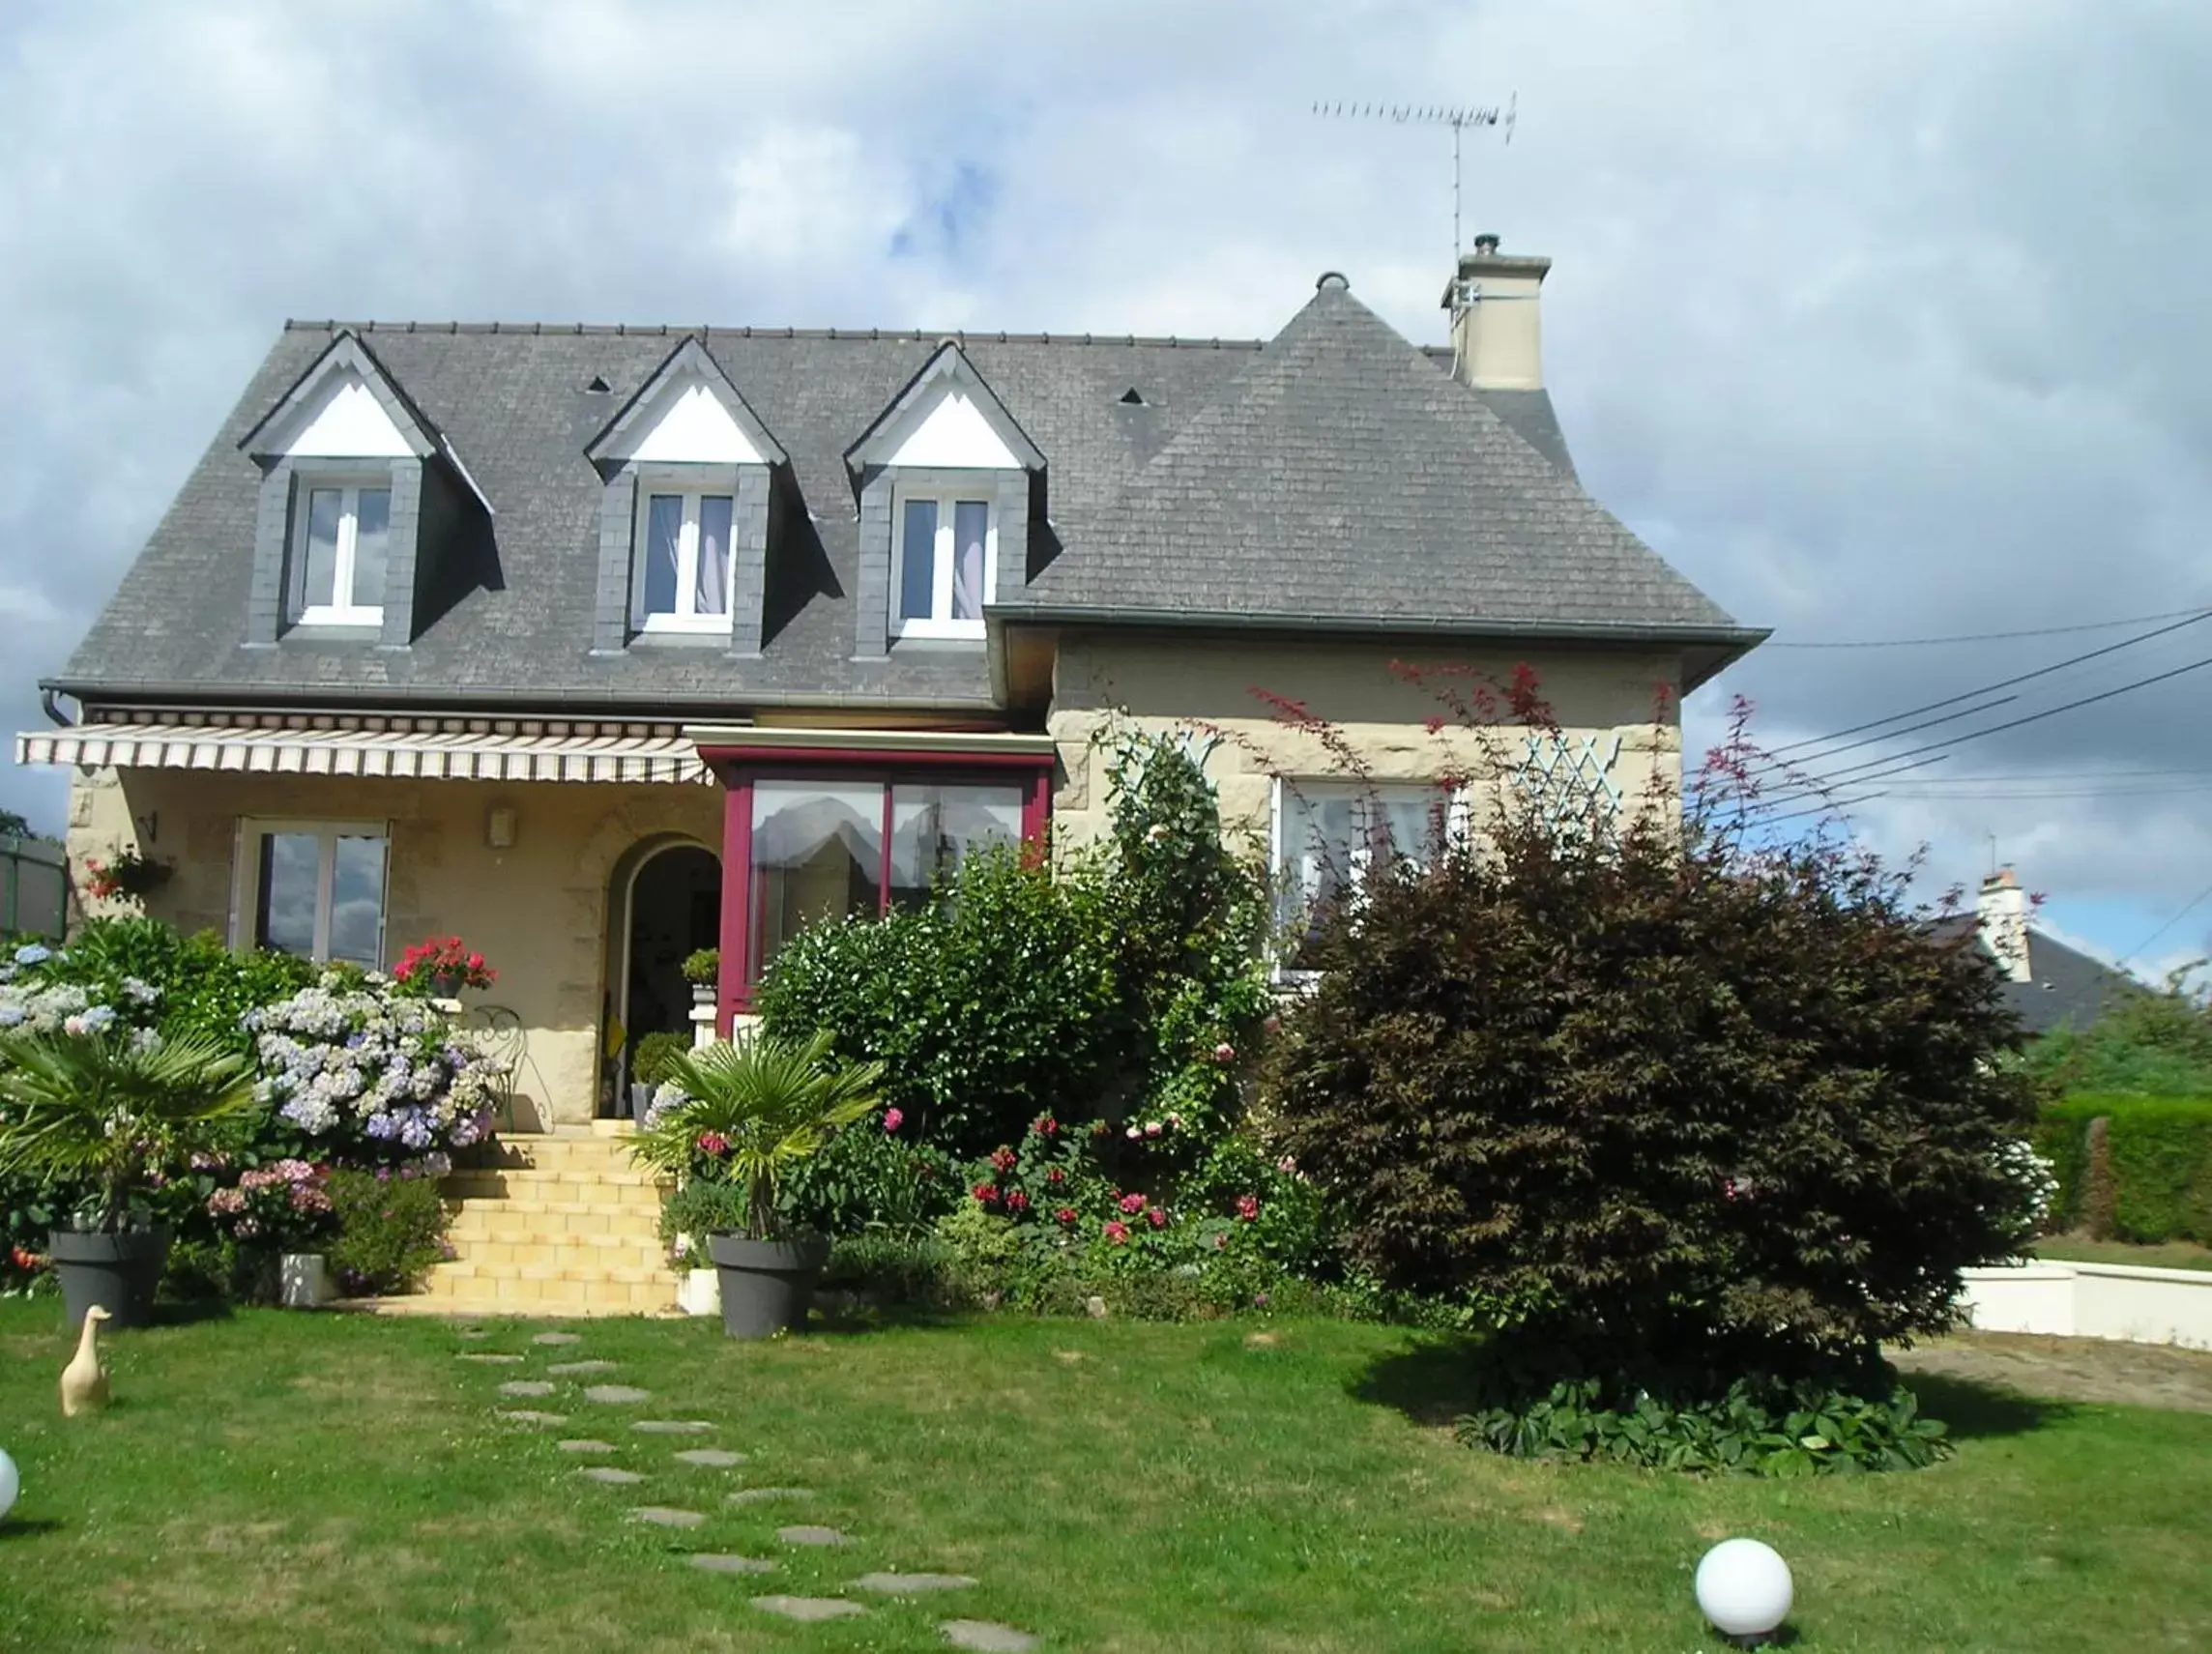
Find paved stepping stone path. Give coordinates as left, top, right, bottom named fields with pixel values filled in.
left=459, top=1344, right=1047, bottom=1649
left=629, top=1507, right=707, bottom=1528
left=941, top=1621, right=1039, bottom=1652
left=672, top=1448, right=746, bottom=1467
left=752, top=1597, right=868, bottom=1623
left=853, top=1573, right=977, bottom=1595
left=688, top=1554, right=776, bottom=1575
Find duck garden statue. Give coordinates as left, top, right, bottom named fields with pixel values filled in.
left=60, top=1303, right=111, bottom=1418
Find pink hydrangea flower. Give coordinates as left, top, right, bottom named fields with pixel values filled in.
left=1103, top=1221, right=1130, bottom=1244
left=1119, top=1191, right=1147, bottom=1214
left=1212, top=1042, right=1236, bottom=1063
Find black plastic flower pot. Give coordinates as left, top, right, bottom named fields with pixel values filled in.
left=707, top=1232, right=831, bottom=1340
left=49, top=1226, right=171, bottom=1331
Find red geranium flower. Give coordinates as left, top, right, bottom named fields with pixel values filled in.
left=972, top=1182, right=1001, bottom=1205
left=990, top=1146, right=1019, bottom=1174
left=1102, top=1221, right=1130, bottom=1245
left=1053, top=1206, right=1078, bottom=1226
left=1045, top=1166, right=1066, bottom=1184
left=695, top=1131, right=730, bottom=1157
left=1146, top=1206, right=1166, bottom=1229
left=1005, top=1190, right=1031, bottom=1214
left=1118, top=1191, right=1146, bottom=1214
left=1236, top=1194, right=1261, bottom=1221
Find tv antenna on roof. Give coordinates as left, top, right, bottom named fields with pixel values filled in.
left=1313, top=98, right=1517, bottom=265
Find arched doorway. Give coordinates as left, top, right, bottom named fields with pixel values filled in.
left=601, top=836, right=720, bottom=1117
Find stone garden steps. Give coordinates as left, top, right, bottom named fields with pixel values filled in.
left=415, top=1131, right=681, bottom=1316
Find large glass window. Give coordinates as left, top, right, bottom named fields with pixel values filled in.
left=635, top=485, right=734, bottom=630
left=891, top=488, right=991, bottom=637
left=889, top=782, right=1024, bottom=909
left=747, top=777, right=1025, bottom=980
left=289, top=482, right=391, bottom=625
left=239, top=820, right=389, bottom=966
left=1273, top=782, right=1448, bottom=969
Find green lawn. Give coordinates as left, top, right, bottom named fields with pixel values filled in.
left=2034, top=1233, right=2212, bottom=1273
left=2, top=1303, right=2208, bottom=1652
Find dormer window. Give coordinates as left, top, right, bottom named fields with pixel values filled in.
left=290, top=481, right=390, bottom=625
left=894, top=487, right=992, bottom=638
left=634, top=481, right=734, bottom=631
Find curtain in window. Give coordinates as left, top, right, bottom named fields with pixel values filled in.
left=351, top=489, right=391, bottom=607
left=644, top=494, right=683, bottom=616
left=951, top=501, right=988, bottom=620
left=749, top=781, right=886, bottom=976
left=899, top=500, right=937, bottom=621
left=695, top=495, right=732, bottom=617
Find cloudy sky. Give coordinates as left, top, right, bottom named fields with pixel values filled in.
left=3, top=0, right=2208, bottom=975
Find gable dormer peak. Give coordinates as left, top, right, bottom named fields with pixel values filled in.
left=585, top=334, right=786, bottom=471
left=846, top=340, right=1044, bottom=475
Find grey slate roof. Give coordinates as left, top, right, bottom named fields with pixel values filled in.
left=53, top=279, right=1756, bottom=714
left=1931, top=915, right=2144, bottom=1038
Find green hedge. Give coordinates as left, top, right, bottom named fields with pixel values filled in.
left=2036, top=1095, right=2212, bottom=1243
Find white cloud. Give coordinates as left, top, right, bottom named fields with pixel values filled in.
left=1, top=0, right=2208, bottom=968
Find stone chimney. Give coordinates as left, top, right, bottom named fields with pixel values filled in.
left=1441, top=233, right=1552, bottom=390
left=1977, top=867, right=2033, bottom=984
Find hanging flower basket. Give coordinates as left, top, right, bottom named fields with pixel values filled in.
left=392, top=937, right=497, bottom=1000
left=81, top=851, right=172, bottom=902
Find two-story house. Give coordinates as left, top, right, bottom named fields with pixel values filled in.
left=19, top=242, right=1762, bottom=1139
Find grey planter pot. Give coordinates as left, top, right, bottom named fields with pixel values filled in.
left=629, top=1081, right=655, bottom=1127
left=50, top=1226, right=170, bottom=1331
left=707, top=1233, right=831, bottom=1340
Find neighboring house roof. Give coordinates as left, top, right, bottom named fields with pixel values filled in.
left=1931, top=914, right=2143, bottom=1037
left=52, top=277, right=1759, bottom=714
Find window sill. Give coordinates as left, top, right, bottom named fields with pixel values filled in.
left=888, top=631, right=987, bottom=653
left=281, top=621, right=383, bottom=644
left=628, top=627, right=735, bottom=650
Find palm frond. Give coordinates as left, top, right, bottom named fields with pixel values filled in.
left=626, top=1030, right=884, bottom=1236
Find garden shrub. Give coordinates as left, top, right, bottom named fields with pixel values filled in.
left=7, top=919, right=317, bottom=1057
left=1266, top=695, right=2039, bottom=1396
left=326, top=1167, right=450, bottom=1295
left=757, top=843, right=1124, bottom=1158
left=2014, top=980, right=2212, bottom=1097
left=1452, top=1346, right=1951, bottom=1476
left=775, top=1113, right=958, bottom=1238
left=632, top=1030, right=692, bottom=1090
left=2035, top=1095, right=2212, bottom=1242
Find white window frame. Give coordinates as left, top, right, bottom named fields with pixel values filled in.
left=229, top=818, right=391, bottom=966
left=889, top=479, right=996, bottom=640
left=289, top=479, right=390, bottom=626
left=1269, top=778, right=1460, bottom=979
left=631, top=475, right=737, bottom=633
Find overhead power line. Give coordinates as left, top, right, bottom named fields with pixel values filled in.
left=2123, top=878, right=2212, bottom=965
left=1764, top=604, right=2212, bottom=650
left=1750, top=650, right=2212, bottom=812
left=1766, top=608, right=2212, bottom=761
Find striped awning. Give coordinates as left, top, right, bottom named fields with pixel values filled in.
left=15, top=715, right=710, bottom=785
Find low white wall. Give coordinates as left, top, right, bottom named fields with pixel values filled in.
left=1958, top=1260, right=2212, bottom=1351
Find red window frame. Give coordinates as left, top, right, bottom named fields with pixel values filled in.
left=704, top=745, right=1054, bottom=1030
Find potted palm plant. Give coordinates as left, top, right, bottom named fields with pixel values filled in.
left=0, top=1027, right=257, bottom=1329
left=627, top=1029, right=882, bottom=1339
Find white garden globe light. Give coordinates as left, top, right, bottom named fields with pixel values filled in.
left=0, top=1448, right=17, bottom=1523
left=1695, top=1538, right=1793, bottom=1639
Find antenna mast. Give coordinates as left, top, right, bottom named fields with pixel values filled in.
left=1313, top=97, right=1517, bottom=262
